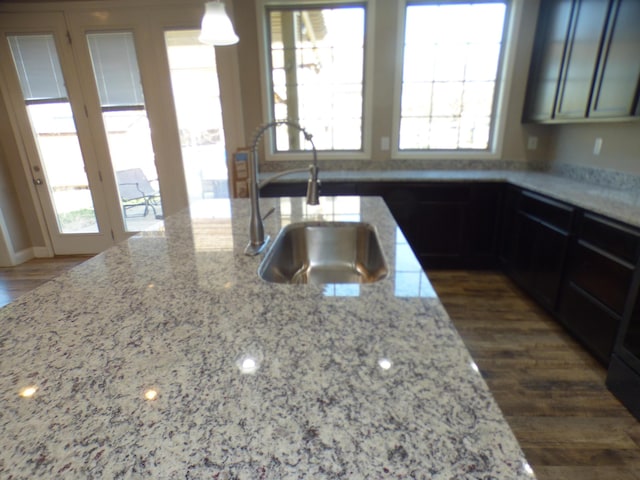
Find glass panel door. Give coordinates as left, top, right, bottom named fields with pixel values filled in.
left=8, top=35, right=100, bottom=234
left=164, top=29, right=230, bottom=218
left=0, top=15, right=116, bottom=255
left=85, top=31, right=164, bottom=232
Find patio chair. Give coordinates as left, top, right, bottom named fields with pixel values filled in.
left=115, top=168, right=161, bottom=218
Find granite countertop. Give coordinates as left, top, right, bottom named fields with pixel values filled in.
left=0, top=196, right=534, bottom=478
left=264, top=170, right=640, bottom=228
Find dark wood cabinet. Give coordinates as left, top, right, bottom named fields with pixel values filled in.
left=261, top=181, right=356, bottom=197
left=500, top=188, right=574, bottom=310
left=590, top=0, right=640, bottom=117
left=524, top=0, right=574, bottom=121
left=606, top=260, right=640, bottom=420
left=524, top=0, right=640, bottom=122
left=501, top=188, right=640, bottom=365
left=557, top=212, right=640, bottom=363
left=358, top=182, right=503, bottom=269
left=555, top=0, right=610, bottom=118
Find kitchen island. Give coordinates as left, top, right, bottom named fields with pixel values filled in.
left=0, top=196, right=533, bottom=478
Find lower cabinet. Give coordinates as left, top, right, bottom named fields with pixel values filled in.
left=607, top=268, right=640, bottom=420
left=358, top=182, right=503, bottom=269
left=557, top=212, right=640, bottom=363
left=500, top=187, right=640, bottom=366
left=500, top=187, right=574, bottom=311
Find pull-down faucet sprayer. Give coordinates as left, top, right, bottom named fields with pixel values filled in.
left=244, top=120, right=320, bottom=256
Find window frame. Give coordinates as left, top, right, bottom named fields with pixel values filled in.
left=256, top=0, right=375, bottom=162
left=391, top=0, right=518, bottom=160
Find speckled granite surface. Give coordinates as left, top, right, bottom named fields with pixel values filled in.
left=264, top=170, right=640, bottom=228
left=0, top=197, right=534, bottom=479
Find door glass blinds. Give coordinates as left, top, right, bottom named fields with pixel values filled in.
left=87, top=31, right=144, bottom=108
left=9, top=35, right=66, bottom=102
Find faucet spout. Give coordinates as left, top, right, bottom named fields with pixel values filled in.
left=244, top=120, right=320, bottom=256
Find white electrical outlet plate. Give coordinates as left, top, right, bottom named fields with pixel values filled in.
left=380, top=136, right=390, bottom=151
left=594, top=137, right=603, bottom=155
left=527, top=136, right=538, bottom=150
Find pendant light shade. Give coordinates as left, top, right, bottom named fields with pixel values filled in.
left=199, top=1, right=239, bottom=46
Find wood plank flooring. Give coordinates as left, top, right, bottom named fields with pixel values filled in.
left=0, top=256, right=91, bottom=308
left=2, top=258, right=639, bottom=478
left=427, top=270, right=640, bottom=480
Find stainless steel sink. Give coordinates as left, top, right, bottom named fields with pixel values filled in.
left=258, top=221, right=388, bottom=284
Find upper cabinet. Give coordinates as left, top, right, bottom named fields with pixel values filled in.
left=589, top=0, right=640, bottom=118
left=524, top=0, right=640, bottom=122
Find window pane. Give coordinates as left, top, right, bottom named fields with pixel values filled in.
left=268, top=5, right=366, bottom=151
left=399, top=2, right=506, bottom=151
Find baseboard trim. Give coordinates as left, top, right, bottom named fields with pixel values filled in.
left=33, top=247, right=53, bottom=258
left=12, top=247, right=35, bottom=265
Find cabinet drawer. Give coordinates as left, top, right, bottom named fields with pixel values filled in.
left=519, top=191, right=573, bottom=232
left=580, top=213, right=640, bottom=264
left=559, top=282, right=620, bottom=364
left=569, top=242, right=635, bottom=315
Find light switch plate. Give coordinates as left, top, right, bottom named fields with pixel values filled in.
left=594, top=137, right=603, bottom=155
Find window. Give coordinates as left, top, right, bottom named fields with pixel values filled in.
left=398, top=1, right=507, bottom=151
left=265, top=3, right=366, bottom=152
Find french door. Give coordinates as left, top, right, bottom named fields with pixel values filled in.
left=0, top=13, right=116, bottom=254
left=0, top=4, right=238, bottom=255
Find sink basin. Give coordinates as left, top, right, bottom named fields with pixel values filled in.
left=258, top=221, right=388, bottom=284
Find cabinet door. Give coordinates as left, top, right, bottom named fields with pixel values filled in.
left=621, top=276, right=640, bottom=364
left=589, top=0, right=640, bottom=117
left=499, top=186, right=520, bottom=266
left=512, top=212, right=538, bottom=291
left=467, top=184, right=503, bottom=268
left=555, top=0, right=609, bottom=118
left=402, top=184, right=469, bottom=269
left=524, top=0, right=574, bottom=121
left=534, top=222, right=571, bottom=309
left=504, top=188, right=572, bottom=311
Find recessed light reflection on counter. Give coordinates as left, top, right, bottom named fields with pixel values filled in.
left=237, top=355, right=260, bottom=374
left=144, top=389, right=158, bottom=401
left=378, top=358, right=392, bottom=370
left=19, top=385, right=38, bottom=398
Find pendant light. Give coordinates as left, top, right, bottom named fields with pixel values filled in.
left=199, top=1, right=239, bottom=46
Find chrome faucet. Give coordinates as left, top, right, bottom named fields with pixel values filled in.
left=245, top=119, right=320, bottom=256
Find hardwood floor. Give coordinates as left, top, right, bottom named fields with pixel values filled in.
left=427, top=270, right=640, bottom=480
left=0, top=256, right=91, bottom=308
left=2, top=259, right=639, bottom=478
